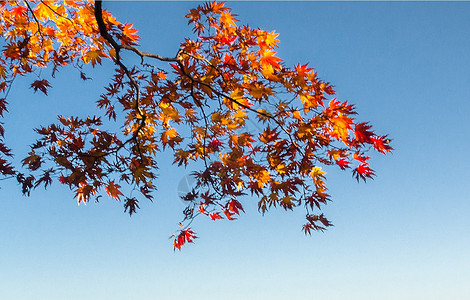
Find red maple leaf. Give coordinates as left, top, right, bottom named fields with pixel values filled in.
left=173, top=228, right=197, bottom=250
left=219, top=34, right=237, bottom=45
left=208, top=138, right=223, bottom=151
left=11, top=6, right=27, bottom=18
left=371, top=136, right=393, bottom=154
left=198, top=204, right=207, bottom=215
left=353, top=163, right=375, bottom=182
left=58, top=175, right=68, bottom=184
left=209, top=212, right=222, bottom=220
left=223, top=209, right=236, bottom=220
left=337, top=158, right=350, bottom=170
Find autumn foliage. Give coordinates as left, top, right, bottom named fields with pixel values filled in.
left=0, top=1, right=391, bottom=249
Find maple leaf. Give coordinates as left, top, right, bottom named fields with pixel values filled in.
left=185, top=8, right=201, bottom=25
left=181, top=189, right=198, bottom=202
left=120, top=23, right=140, bottom=46
left=260, top=50, right=282, bottom=69
left=371, top=136, right=393, bottom=154
left=30, top=80, right=51, bottom=95
left=161, top=128, right=182, bottom=149
left=0, top=158, right=15, bottom=176
left=34, top=169, right=53, bottom=189
left=302, top=223, right=314, bottom=235
left=0, top=143, right=12, bottom=157
left=219, top=34, right=237, bottom=45
left=280, top=196, right=295, bottom=210
left=200, top=190, right=215, bottom=204
left=0, top=98, right=8, bottom=118
left=220, top=11, right=237, bottom=27
left=105, top=180, right=123, bottom=199
left=264, top=31, right=280, bottom=48
left=174, top=149, right=191, bottom=166
left=304, top=214, right=332, bottom=232
left=58, top=175, right=68, bottom=184
left=124, top=197, right=140, bottom=216
left=295, top=64, right=313, bottom=77
left=198, top=204, right=207, bottom=215
left=11, top=6, right=27, bottom=18
left=353, top=163, right=375, bottom=182
left=208, top=1, right=228, bottom=13
left=209, top=212, right=222, bottom=220
left=75, top=184, right=94, bottom=205
left=223, top=209, right=236, bottom=220
left=330, top=112, right=353, bottom=142
left=208, top=138, right=223, bottom=152
left=22, top=152, right=42, bottom=170
left=173, top=228, right=197, bottom=250
left=353, top=152, right=370, bottom=164
left=84, top=50, right=103, bottom=67
left=337, top=158, right=350, bottom=170
left=227, top=199, right=245, bottom=215
left=17, top=174, right=35, bottom=196
left=354, top=122, right=374, bottom=144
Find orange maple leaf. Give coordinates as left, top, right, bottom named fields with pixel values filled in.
left=260, top=50, right=282, bottom=69
left=105, top=180, right=123, bottom=199
left=161, top=128, right=182, bottom=149
left=120, top=23, right=139, bottom=46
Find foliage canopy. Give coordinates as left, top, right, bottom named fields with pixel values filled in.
left=0, top=1, right=391, bottom=249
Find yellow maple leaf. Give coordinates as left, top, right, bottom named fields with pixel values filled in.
left=248, top=84, right=267, bottom=99
left=310, top=167, right=327, bottom=188
left=84, top=50, right=103, bottom=67
left=265, top=31, right=280, bottom=47
left=159, top=103, right=181, bottom=123
left=161, top=128, right=182, bottom=149
left=330, top=112, right=353, bottom=142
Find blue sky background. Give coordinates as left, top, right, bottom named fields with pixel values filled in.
left=1, top=1, right=469, bottom=299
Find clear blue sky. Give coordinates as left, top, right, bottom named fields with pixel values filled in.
left=1, top=1, right=469, bottom=299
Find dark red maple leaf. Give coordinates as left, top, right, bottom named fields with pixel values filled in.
left=30, top=79, right=51, bottom=95
left=354, top=122, right=374, bottom=144
left=124, top=197, right=140, bottom=216
left=208, top=138, right=223, bottom=151
left=227, top=199, right=245, bottom=215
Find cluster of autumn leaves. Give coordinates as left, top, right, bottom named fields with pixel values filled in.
left=0, top=1, right=391, bottom=249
